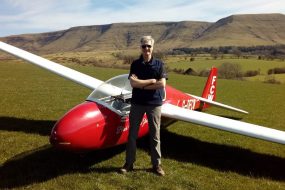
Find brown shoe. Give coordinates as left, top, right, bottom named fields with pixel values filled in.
left=153, top=165, right=165, bottom=176
left=119, top=163, right=133, bottom=174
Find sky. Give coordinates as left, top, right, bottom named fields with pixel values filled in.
left=1, top=0, right=285, bottom=37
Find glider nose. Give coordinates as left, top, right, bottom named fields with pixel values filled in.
left=50, top=101, right=105, bottom=152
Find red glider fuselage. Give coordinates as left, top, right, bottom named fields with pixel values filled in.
left=50, top=68, right=217, bottom=152
left=50, top=86, right=201, bottom=152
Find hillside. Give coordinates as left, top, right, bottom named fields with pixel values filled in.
left=0, top=13, right=285, bottom=54
left=191, top=13, right=285, bottom=47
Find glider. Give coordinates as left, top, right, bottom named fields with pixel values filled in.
left=1, top=41, right=285, bottom=152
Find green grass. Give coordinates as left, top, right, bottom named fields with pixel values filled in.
left=166, top=56, right=285, bottom=75
left=44, top=52, right=285, bottom=84
left=165, top=55, right=285, bottom=84
left=246, top=74, right=285, bottom=84
left=1, top=60, right=285, bottom=190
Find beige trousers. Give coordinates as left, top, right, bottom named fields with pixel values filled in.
left=126, top=104, right=162, bottom=167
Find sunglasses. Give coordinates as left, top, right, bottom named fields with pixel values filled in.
left=141, top=44, right=152, bottom=49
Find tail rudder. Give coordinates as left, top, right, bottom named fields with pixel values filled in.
left=201, top=67, right=217, bottom=109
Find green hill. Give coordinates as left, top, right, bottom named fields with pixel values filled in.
left=1, top=13, right=285, bottom=53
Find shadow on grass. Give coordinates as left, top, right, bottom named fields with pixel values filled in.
left=1, top=116, right=285, bottom=188
left=217, top=115, right=243, bottom=120
left=0, top=145, right=125, bottom=189
left=153, top=130, right=285, bottom=181
left=0, top=116, right=124, bottom=189
left=0, top=116, right=54, bottom=136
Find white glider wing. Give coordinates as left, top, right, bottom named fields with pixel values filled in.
left=2, top=41, right=285, bottom=145
left=161, top=103, right=285, bottom=145
left=0, top=41, right=103, bottom=90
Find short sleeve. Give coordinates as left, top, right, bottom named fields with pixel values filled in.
left=128, top=61, right=135, bottom=79
left=160, top=62, right=168, bottom=80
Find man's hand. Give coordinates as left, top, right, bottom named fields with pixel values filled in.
left=130, top=74, right=157, bottom=88
left=143, top=78, right=166, bottom=90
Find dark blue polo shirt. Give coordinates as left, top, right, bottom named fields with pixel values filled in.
left=129, top=56, right=167, bottom=106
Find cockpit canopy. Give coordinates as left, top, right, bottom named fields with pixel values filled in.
left=86, top=74, right=132, bottom=115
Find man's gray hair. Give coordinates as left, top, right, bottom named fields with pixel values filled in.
left=140, top=36, right=154, bottom=46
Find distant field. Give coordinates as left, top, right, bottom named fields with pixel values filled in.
left=44, top=52, right=285, bottom=83
left=47, top=52, right=285, bottom=76
left=245, top=74, right=285, bottom=84
left=0, top=60, right=285, bottom=190
left=165, top=55, right=285, bottom=83
left=166, top=56, right=285, bottom=73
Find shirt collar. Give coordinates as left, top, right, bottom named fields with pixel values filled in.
left=140, top=55, right=153, bottom=65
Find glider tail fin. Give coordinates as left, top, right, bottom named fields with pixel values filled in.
left=201, top=67, right=218, bottom=109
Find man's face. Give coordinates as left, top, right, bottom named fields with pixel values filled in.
left=141, top=41, right=153, bottom=57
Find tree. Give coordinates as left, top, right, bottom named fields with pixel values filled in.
left=218, top=62, right=243, bottom=79
left=210, top=48, right=219, bottom=59
left=232, top=48, right=242, bottom=58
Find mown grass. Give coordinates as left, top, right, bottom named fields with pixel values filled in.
left=0, top=60, right=285, bottom=190
left=166, top=56, right=285, bottom=83
left=246, top=74, right=285, bottom=84
left=45, top=51, right=285, bottom=83
left=166, top=55, right=285, bottom=74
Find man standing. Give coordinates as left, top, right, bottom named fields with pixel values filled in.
left=120, top=36, right=167, bottom=176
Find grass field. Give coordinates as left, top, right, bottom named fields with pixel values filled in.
left=165, top=55, right=285, bottom=83
left=165, top=55, right=285, bottom=73
left=38, top=51, right=285, bottom=84
left=0, top=60, right=285, bottom=190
